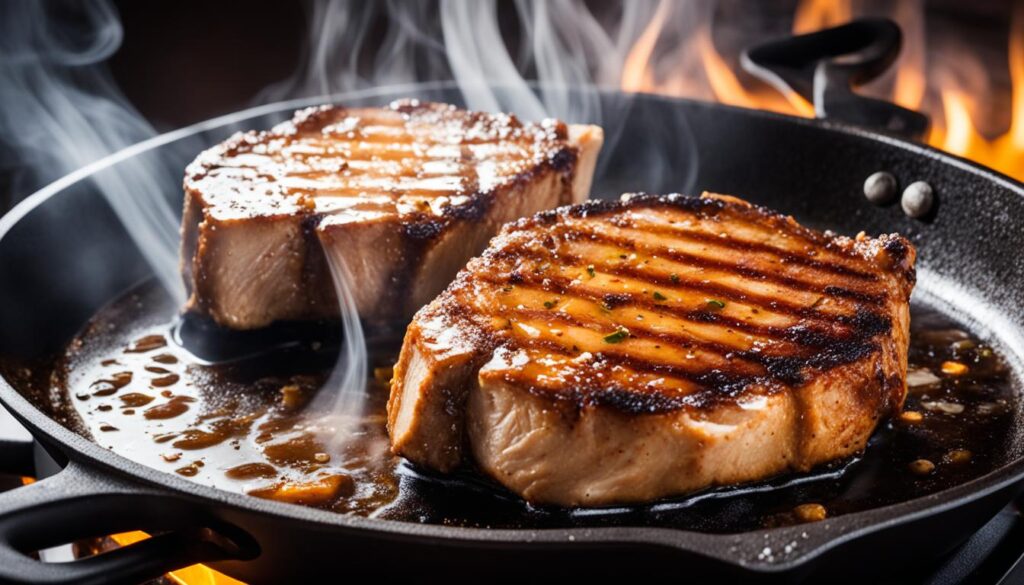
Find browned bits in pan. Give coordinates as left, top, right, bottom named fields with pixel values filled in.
left=91, top=386, right=118, bottom=397
left=172, top=430, right=225, bottom=451
left=49, top=276, right=1016, bottom=527
left=944, top=449, right=972, bottom=465
left=143, top=395, right=195, bottom=420
left=119, top=392, right=154, bottom=407
left=261, top=432, right=324, bottom=467
left=899, top=410, right=923, bottom=423
left=150, top=374, right=180, bottom=388
left=175, top=463, right=201, bottom=477
left=125, top=334, right=167, bottom=353
left=793, top=503, right=827, bottom=523
left=171, top=417, right=255, bottom=451
left=90, top=371, right=133, bottom=397
left=152, top=432, right=179, bottom=444
left=225, top=462, right=279, bottom=480
left=941, top=361, right=969, bottom=376
left=909, top=459, right=936, bottom=475
left=279, top=384, right=305, bottom=411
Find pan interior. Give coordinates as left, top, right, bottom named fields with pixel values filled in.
left=2, top=87, right=1023, bottom=534
left=24, top=277, right=1012, bottom=533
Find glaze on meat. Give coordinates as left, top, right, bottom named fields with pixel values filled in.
left=388, top=192, right=917, bottom=506
left=181, top=100, right=603, bottom=329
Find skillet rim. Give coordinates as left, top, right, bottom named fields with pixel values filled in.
left=2, top=81, right=1024, bottom=572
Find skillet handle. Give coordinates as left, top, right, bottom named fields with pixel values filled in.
left=741, top=18, right=930, bottom=139
left=0, top=460, right=258, bottom=585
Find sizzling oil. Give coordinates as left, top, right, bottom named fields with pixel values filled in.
left=32, top=282, right=1020, bottom=532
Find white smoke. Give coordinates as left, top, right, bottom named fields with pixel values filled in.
left=1, top=0, right=706, bottom=440
left=258, top=0, right=695, bottom=432
left=310, top=252, right=368, bottom=439
left=259, top=1, right=667, bottom=124
left=0, top=0, right=185, bottom=303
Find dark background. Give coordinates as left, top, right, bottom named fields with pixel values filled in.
left=106, top=0, right=1012, bottom=131
left=108, top=0, right=305, bottom=131
left=0, top=0, right=1015, bottom=212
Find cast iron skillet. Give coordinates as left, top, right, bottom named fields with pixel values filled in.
left=1, top=82, right=1024, bottom=584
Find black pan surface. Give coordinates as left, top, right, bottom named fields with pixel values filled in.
left=1, top=83, right=1024, bottom=583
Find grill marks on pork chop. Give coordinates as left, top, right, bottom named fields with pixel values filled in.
left=193, top=103, right=570, bottom=219
left=450, top=196, right=902, bottom=410
left=388, top=192, right=916, bottom=506
left=181, top=100, right=603, bottom=328
left=194, top=104, right=555, bottom=212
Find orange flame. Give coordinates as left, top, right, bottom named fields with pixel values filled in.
left=1010, top=9, right=1024, bottom=150
left=110, top=532, right=244, bottom=585
left=697, top=26, right=811, bottom=115
left=621, top=0, right=1024, bottom=181
left=620, top=0, right=669, bottom=93
left=792, top=0, right=852, bottom=35
left=927, top=3, right=1024, bottom=176
left=621, top=0, right=812, bottom=116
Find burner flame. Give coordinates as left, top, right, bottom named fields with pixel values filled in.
left=621, top=0, right=1024, bottom=180
left=110, top=532, right=243, bottom=585
left=927, top=2, right=1024, bottom=176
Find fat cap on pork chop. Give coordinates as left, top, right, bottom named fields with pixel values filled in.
left=387, top=192, right=916, bottom=507
left=180, top=100, right=603, bottom=329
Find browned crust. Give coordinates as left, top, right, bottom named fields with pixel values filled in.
left=184, top=100, right=583, bottom=226
left=387, top=308, right=498, bottom=471
left=464, top=353, right=893, bottom=506
left=180, top=100, right=593, bottom=328
left=409, top=192, right=916, bottom=417
left=388, top=192, right=917, bottom=502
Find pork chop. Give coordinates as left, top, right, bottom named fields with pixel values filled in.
left=181, top=100, right=603, bottom=329
left=387, top=192, right=916, bottom=507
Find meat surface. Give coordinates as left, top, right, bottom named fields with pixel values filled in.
left=181, top=100, right=603, bottom=329
left=388, top=193, right=917, bottom=507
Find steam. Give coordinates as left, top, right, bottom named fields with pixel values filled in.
left=309, top=252, right=367, bottom=437
left=0, top=0, right=185, bottom=303
left=2, top=0, right=708, bottom=444
left=260, top=0, right=699, bottom=434
left=259, top=1, right=675, bottom=136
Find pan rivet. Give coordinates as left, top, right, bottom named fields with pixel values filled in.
left=864, top=171, right=897, bottom=204
left=902, top=181, right=934, bottom=218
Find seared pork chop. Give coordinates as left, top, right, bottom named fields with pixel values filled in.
left=181, top=100, right=603, bottom=329
left=388, top=193, right=916, bottom=506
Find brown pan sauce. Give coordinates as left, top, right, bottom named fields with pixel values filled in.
left=4, top=281, right=1017, bottom=533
